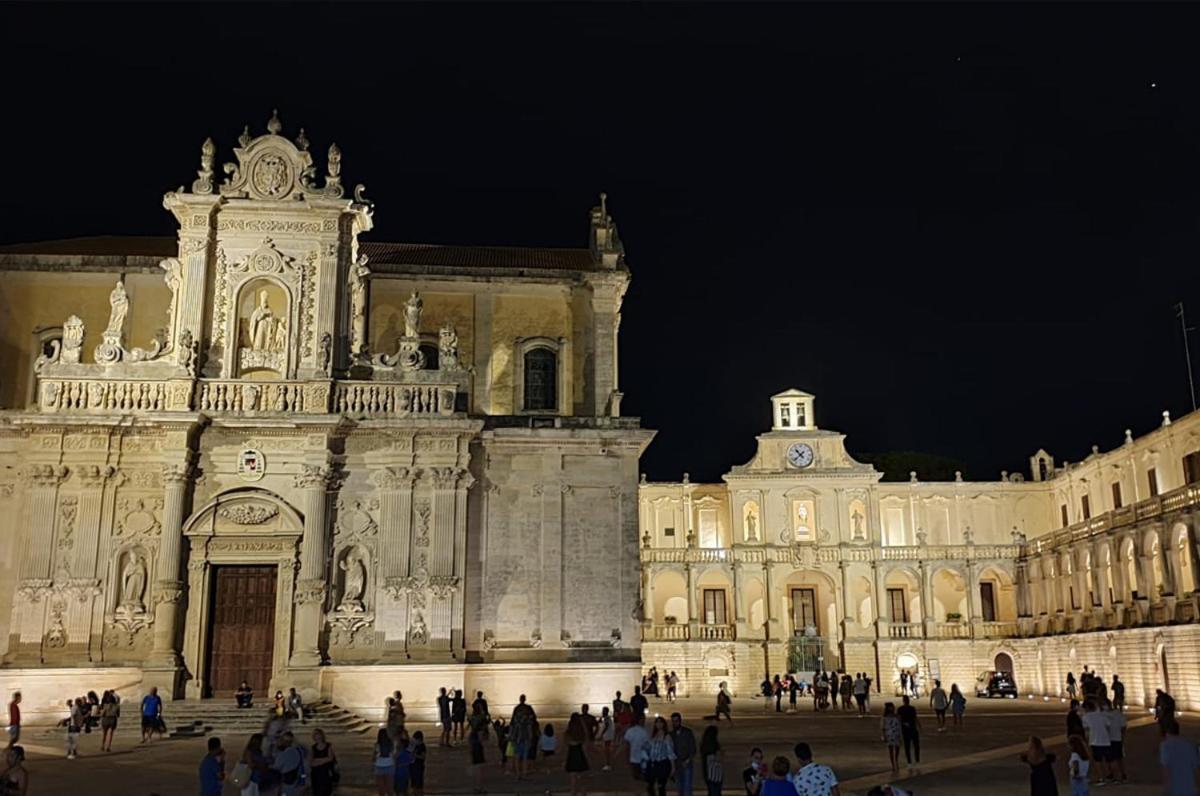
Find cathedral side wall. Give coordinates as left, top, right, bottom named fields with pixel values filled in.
left=489, top=294, right=572, bottom=415
left=0, top=272, right=170, bottom=409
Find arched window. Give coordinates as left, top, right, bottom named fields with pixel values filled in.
left=418, top=343, right=439, bottom=371
left=523, top=347, right=557, bottom=412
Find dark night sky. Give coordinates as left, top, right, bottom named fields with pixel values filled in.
left=4, top=3, right=1200, bottom=482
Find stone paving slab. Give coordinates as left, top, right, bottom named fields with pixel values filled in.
left=10, top=698, right=1193, bottom=794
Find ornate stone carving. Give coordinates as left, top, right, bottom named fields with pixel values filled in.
left=220, top=110, right=314, bottom=201
left=115, top=498, right=162, bottom=537
left=161, top=463, right=192, bottom=485
left=66, top=578, right=102, bottom=603
left=17, top=579, right=53, bottom=602
left=192, top=137, right=216, bottom=194
left=177, top=329, right=199, bottom=375
left=151, top=583, right=184, bottom=606
left=404, top=291, right=423, bottom=338
left=439, top=322, right=460, bottom=370
left=413, top=499, right=431, bottom=547
left=409, top=612, right=428, bottom=646
left=77, top=464, right=116, bottom=489
left=529, top=629, right=543, bottom=649
left=218, top=503, right=279, bottom=525
left=373, top=467, right=414, bottom=491
left=293, top=465, right=331, bottom=490
left=294, top=579, right=327, bottom=606
left=335, top=499, right=378, bottom=538
left=350, top=256, right=369, bottom=357
left=57, top=496, right=78, bottom=555
left=44, top=599, right=67, bottom=648
left=22, top=464, right=68, bottom=488
left=482, top=629, right=497, bottom=651
left=429, top=576, right=460, bottom=600
left=317, top=332, right=332, bottom=375
left=61, top=315, right=85, bottom=364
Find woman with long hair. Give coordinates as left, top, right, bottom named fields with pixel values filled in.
left=309, top=728, right=337, bottom=796
left=467, top=700, right=489, bottom=794
left=99, top=691, right=119, bottom=753
left=949, top=684, right=967, bottom=729
left=564, top=712, right=590, bottom=795
left=645, top=716, right=675, bottom=796
left=1019, top=735, right=1058, bottom=796
left=880, top=702, right=901, bottom=775
left=239, top=733, right=270, bottom=796
left=373, top=727, right=395, bottom=796
left=699, top=724, right=723, bottom=796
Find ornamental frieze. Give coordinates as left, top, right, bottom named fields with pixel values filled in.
left=217, top=503, right=279, bottom=525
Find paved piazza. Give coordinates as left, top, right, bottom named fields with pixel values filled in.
left=12, top=696, right=1191, bottom=794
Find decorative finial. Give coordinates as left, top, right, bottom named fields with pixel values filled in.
left=322, top=142, right=344, bottom=198
left=1001, top=470, right=1008, bottom=481
left=327, top=143, right=341, bottom=178
left=909, top=470, right=918, bottom=483
left=600, top=192, right=608, bottom=217
left=1092, top=444, right=1100, bottom=456
left=639, top=473, right=647, bottom=485
left=238, top=125, right=251, bottom=148
left=682, top=472, right=690, bottom=484
left=1124, top=428, right=1133, bottom=445
left=267, top=109, right=282, bottom=135
left=954, top=470, right=963, bottom=482
left=1163, top=410, right=1172, bottom=426
left=191, top=137, right=215, bottom=195
left=295, top=128, right=310, bottom=151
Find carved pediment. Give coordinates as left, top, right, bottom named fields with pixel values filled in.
left=217, top=502, right=279, bottom=525
left=230, top=237, right=299, bottom=278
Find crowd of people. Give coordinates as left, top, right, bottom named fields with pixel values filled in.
left=760, top=672, right=877, bottom=715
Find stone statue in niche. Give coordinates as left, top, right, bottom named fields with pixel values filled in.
left=337, top=549, right=367, bottom=613
left=249, top=290, right=277, bottom=351
left=438, top=322, right=459, bottom=370
left=409, top=611, right=428, bottom=645
left=744, top=506, right=758, bottom=541
left=851, top=507, right=865, bottom=538
left=403, top=292, right=423, bottom=338
left=350, top=257, right=370, bottom=356
left=119, top=552, right=147, bottom=613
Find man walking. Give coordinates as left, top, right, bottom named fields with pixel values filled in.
left=896, top=696, right=920, bottom=771
left=1111, top=675, right=1125, bottom=711
left=6, top=692, right=19, bottom=748
left=1081, top=700, right=1113, bottom=785
left=631, top=685, right=649, bottom=724
left=198, top=736, right=225, bottom=796
left=140, top=686, right=162, bottom=744
left=929, top=680, right=949, bottom=732
left=853, top=674, right=868, bottom=717
left=671, top=712, right=696, bottom=796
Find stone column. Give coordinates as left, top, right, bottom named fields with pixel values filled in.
left=872, top=560, right=889, bottom=638
left=839, top=558, right=854, bottom=634
left=13, top=465, right=69, bottom=653
left=965, top=560, right=980, bottom=633
left=373, top=467, right=414, bottom=657
left=430, top=467, right=460, bottom=653
left=918, top=559, right=934, bottom=637
left=1070, top=545, right=1087, bottom=612
left=71, top=466, right=117, bottom=659
left=732, top=563, right=745, bottom=624
left=1093, top=539, right=1112, bottom=610
left=291, top=465, right=331, bottom=668
left=686, top=563, right=698, bottom=631
left=587, top=279, right=621, bottom=416
left=1014, top=559, right=1031, bottom=617
left=143, top=463, right=192, bottom=697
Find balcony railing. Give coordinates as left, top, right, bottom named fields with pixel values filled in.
left=888, top=622, right=922, bottom=639
left=640, top=623, right=735, bottom=641
left=1027, top=484, right=1200, bottom=555
left=980, top=620, right=1019, bottom=638
left=934, top=621, right=970, bottom=639
left=641, top=542, right=1024, bottom=565
left=36, top=375, right=462, bottom=419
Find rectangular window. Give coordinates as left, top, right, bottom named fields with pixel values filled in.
left=1184, top=452, right=1200, bottom=485
left=664, top=527, right=675, bottom=537
left=702, top=589, right=727, bottom=625
left=795, top=403, right=807, bottom=427
left=885, top=507, right=907, bottom=546
left=1111, top=481, right=1123, bottom=509
left=1060, top=504, right=1069, bottom=528
left=1148, top=467, right=1159, bottom=497
left=980, top=581, right=996, bottom=622
left=1081, top=494, right=1091, bottom=520
left=1069, top=585, right=1079, bottom=611
left=791, top=588, right=818, bottom=635
left=887, top=588, right=908, bottom=623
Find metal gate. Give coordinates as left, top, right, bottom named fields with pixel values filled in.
left=787, top=635, right=827, bottom=674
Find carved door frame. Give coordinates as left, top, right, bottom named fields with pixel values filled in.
left=181, top=489, right=303, bottom=699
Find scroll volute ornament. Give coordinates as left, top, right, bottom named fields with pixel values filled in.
left=217, top=110, right=349, bottom=202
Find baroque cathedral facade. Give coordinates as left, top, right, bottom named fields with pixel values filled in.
left=0, top=113, right=650, bottom=720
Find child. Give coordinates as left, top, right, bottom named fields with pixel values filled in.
left=65, top=699, right=81, bottom=759
left=410, top=730, right=427, bottom=796
left=1068, top=735, right=1090, bottom=796
left=539, top=723, right=557, bottom=757
left=493, top=718, right=509, bottom=773
left=599, top=706, right=615, bottom=771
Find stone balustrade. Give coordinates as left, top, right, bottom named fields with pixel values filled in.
left=642, top=623, right=689, bottom=641
left=641, top=623, right=735, bottom=641
left=933, top=621, right=970, bottom=639
left=1026, top=484, right=1200, bottom=555
left=36, top=375, right=462, bottom=419
left=641, top=542, right=1024, bottom=565
left=980, top=620, right=1019, bottom=638
left=887, top=622, right=922, bottom=639
left=696, top=623, right=735, bottom=640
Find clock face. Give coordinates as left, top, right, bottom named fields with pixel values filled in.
left=786, top=442, right=814, bottom=468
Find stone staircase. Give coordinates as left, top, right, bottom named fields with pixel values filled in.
left=167, top=700, right=375, bottom=739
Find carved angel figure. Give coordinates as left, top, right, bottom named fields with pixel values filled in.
left=119, top=553, right=147, bottom=613
left=438, top=322, right=459, bottom=369
left=338, top=551, right=366, bottom=613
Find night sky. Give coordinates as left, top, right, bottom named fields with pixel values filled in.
left=4, top=3, right=1200, bottom=482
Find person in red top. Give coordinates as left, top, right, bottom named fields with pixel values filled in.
left=6, top=693, right=20, bottom=747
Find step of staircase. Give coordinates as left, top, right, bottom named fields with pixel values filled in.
left=166, top=700, right=375, bottom=739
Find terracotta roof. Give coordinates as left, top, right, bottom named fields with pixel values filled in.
left=0, top=236, right=602, bottom=274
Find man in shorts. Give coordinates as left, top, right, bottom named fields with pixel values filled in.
left=1080, top=700, right=1113, bottom=785
left=140, top=686, right=163, bottom=743
left=929, top=680, right=949, bottom=732
left=1102, top=698, right=1127, bottom=784
left=622, top=713, right=649, bottom=793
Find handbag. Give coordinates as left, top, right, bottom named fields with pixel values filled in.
left=230, top=762, right=252, bottom=788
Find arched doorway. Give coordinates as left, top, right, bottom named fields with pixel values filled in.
left=181, top=489, right=304, bottom=700
left=994, top=651, right=1014, bottom=674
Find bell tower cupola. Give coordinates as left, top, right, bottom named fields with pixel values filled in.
left=771, top=388, right=816, bottom=432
